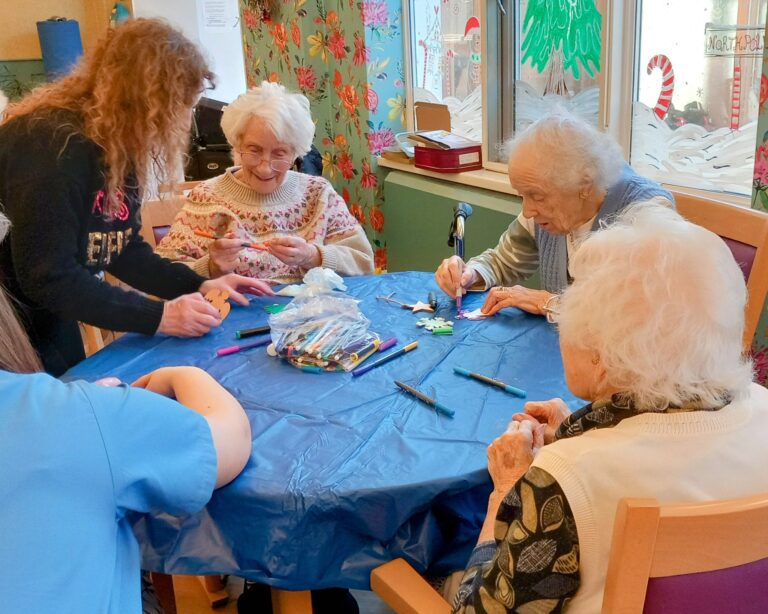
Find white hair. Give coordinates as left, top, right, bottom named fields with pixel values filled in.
left=507, top=111, right=624, bottom=193
left=557, top=198, right=752, bottom=409
left=220, top=81, right=315, bottom=156
left=0, top=89, right=7, bottom=121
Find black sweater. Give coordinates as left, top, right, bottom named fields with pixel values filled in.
left=0, top=110, right=204, bottom=374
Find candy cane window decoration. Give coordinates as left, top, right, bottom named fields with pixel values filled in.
left=731, top=64, right=741, bottom=131
left=647, top=54, right=674, bottom=120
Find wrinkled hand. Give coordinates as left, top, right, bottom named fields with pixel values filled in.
left=199, top=274, right=274, bottom=306
left=435, top=255, right=479, bottom=297
left=487, top=420, right=545, bottom=494
left=208, top=234, right=245, bottom=278
left=481, top=286, right=553, bottom=316
left=513, top=397, right=571, bottom=444
left=158, top=293, right=221, bottom=337
left=268, top=236, right=321, bottom=269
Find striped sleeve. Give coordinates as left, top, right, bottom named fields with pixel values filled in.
left=466, top=214, right=539, bottom=290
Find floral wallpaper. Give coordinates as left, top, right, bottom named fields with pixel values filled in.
left=750, top=13, right=768, bottom=384
left=239, top=0, right=405, bottom=272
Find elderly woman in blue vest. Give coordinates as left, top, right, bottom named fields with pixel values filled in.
left=452, top=201, right=766, bottom=613
left=434, top=112, right=673, bottom=316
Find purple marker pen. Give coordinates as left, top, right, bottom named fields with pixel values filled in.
left=377, top=337, right=398, bottom=352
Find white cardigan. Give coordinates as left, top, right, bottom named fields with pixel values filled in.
left=533, top=383, right=768, bottom=613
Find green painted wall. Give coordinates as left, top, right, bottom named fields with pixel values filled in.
left=384, top=170, right=522, bottom=273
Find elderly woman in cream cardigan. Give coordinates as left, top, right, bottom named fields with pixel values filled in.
left=157, top=82, right=373, bottom=283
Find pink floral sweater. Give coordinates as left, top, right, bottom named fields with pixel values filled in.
left=156, top=169, right=374, bottom=283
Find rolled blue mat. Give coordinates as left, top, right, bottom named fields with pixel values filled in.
left=37, top=18, right=83, bottom=80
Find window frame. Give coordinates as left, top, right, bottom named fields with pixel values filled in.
left=399, top=0, right=756, bottom=207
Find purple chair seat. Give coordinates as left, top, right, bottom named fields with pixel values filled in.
left=644, top=556, right=768, bottom=613
left=723, top=236, right=756, bottom=281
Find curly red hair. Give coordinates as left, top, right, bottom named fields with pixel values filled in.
left=4, top=19, right=213, bottom=216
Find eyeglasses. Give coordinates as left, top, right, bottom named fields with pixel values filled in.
left=238, top=151, right=294, bottom=173
left=542, top=294, right=561, bottom=324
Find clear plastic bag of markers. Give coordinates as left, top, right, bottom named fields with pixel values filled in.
left=267, top=294, right=380, bottom=372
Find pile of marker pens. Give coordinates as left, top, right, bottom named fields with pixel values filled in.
left=271, top=316, right=381, bottom=372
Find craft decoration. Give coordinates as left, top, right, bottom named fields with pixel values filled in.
left=204, top=288, right=231, bottom=320
left=457, top=307, right=487, bottom=321
left=194, top=229, right=269, bottom=251
left=646, top=54, right=674, bottom=120
left=417, top=316, right=453, bottom=331
left=377, top=292, right=435, bottom=313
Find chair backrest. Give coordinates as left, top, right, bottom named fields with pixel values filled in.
left=673, top=191, right=768, bottom=350
left=140, top=182, right=201, bottom=248
left=602, top=494, right=768, bottom=614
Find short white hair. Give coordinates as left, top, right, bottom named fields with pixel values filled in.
left=557, top=198, right=752, bottom=409
left=507, top=111, right=624, bottom=193
left=220, top=81, right=315, bottom=156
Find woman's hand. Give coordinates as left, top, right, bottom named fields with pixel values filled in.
left=435, top=255, right=479, bottom=297
left=268, top=236, right=321, bottom=269
left=199, top=274, right=274, bottom=306
left=481, top=286, right=553, bottom=316
left=513, top=398, right=571, bottom=444
left=487, top=420, right=544, bottom=495
left=158, top=293, right=221, bottom=337
left=208, top=234, right=245, bottom=278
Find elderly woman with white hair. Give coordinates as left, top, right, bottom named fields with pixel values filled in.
left=452, top=200, right=766, bottom=613
left=157, top=82, right=374, bottom=281
left=435, top=112, right=673, bottom=316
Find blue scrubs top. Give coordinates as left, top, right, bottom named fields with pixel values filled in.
left=0, top=371, right=217, bottom=613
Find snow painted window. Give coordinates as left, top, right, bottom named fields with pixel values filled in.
left=631, top=0, right=768, bottom=196
left=409, top=0, right=483, bottom=141
left=483, top=0, right=605, bottom=162
left=513, top=0, right=602, bottom=132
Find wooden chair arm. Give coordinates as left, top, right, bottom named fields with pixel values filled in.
left=370, top=559, right=451, bottom=614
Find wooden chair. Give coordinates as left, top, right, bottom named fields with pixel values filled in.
left=673, top=191, right=768, bottom=350
left=371, top=493, right=768, bottom=614
left=139, top=186, right=197, bottom=249
left=602, top=494, right=768, bottom=613
left=370, top=558, right=451, bottom=614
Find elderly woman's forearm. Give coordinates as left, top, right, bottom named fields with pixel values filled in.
left=320, top=230, right=374, bottom=275
left=467, top=219, right=539, bottom=288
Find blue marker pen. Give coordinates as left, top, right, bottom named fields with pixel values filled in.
left=453, top=367, right=527, bottom=398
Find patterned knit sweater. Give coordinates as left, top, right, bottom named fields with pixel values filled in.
left=156, top=169, right=374, bottom=283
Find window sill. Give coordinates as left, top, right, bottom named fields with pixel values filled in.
left=378, top=156, right=755, bottom=211
left=377, top=156, right=516, bottom=196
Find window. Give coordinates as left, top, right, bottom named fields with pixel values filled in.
left=486, top=0, right=607, bottom=162
left=630, top=0, right=767, bottom=197
left=408, top=0, right=484, bottom=140
left=402, top=0, right=767, bottom=200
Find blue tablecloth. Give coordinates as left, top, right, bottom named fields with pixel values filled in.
left=65, top=272, right=579, bottom=590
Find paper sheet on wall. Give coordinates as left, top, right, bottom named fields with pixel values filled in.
left=203, top=0, right=228, bottom=30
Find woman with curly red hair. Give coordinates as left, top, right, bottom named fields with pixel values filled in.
left=0, top=18, right=272, bottom=375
